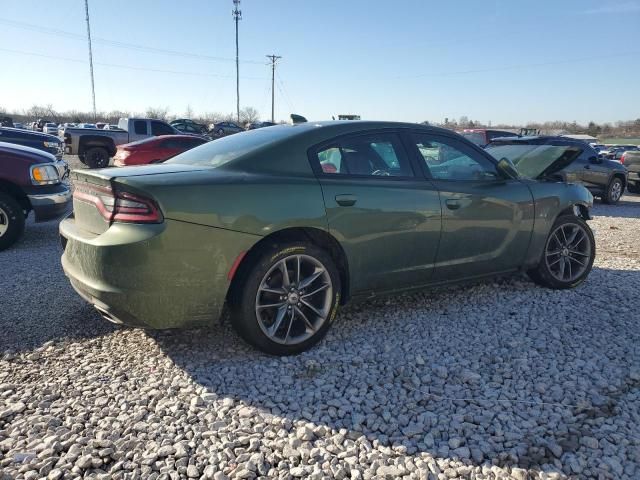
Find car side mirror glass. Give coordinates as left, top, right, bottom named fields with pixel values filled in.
left=497, top=157, right=519, bottom=179
left=589, top=156, right=601, bottom=164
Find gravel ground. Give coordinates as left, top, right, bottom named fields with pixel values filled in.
left=1, top=157, right=639, bottom=479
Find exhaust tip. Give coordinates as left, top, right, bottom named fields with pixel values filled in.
left=94, top=305, right=124, bottom=325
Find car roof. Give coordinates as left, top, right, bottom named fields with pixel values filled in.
left=488, top=135, right=593, bottom=147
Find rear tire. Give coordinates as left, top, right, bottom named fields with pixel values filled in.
left=627, top=182, right=640, bottom=194
left=0, top=193, right=26, bottom=251
left=603, top=177, right=624, bottom=204
left=527, top=214, right=595, bottom=289
left=84, top=147, right=110, bottom=169
left=228, top=242, right=341, bottom=355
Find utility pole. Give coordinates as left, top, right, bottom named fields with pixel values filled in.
left=84, top=0, right=97, bottom=120
left=232, top=0, right=242, bottom=123
left=266, top=55, right=281, bottom=123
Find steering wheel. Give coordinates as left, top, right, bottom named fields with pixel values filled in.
left=372, top=169, right=391, bottom=176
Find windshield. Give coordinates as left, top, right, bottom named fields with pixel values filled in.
left=460, top=132, right=485, bottom=146
left=166, top=125, right=297, bottom=168
left=485, top=143, right=582, bottom=178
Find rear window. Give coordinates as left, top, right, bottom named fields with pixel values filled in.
left=166, top=125, right=297, bottom=168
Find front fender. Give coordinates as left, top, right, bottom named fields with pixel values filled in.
left=524, top=181, right=593, bottom=268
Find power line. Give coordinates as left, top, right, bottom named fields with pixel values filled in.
left=232, top=0, right=242, bottom=122
left=0, top=47, right=267, bottom=80
left=266, top=55, right=282, bottom=123
left=276, top=72, right=296, bottom=114
left=0, top=17, right=265, bottom=65
left=83, top=0, right=96, bottom=120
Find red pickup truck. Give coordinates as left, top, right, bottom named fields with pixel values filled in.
left=0, top=142, right=71, bottom=250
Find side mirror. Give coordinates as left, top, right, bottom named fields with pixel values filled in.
left=589, top=156, right=602, bottom=164
left=497, top=157, right=519, bottom=179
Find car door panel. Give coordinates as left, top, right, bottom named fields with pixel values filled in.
left=408, top=132, right=534, bottom=281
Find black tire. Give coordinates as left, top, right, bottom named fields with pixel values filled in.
left=603, top=176, right=624, bottom=204
left=0, top=193, right=26, bottom=251
left=229, top=242, right=341, bottom=355
left=527, top=214, right=595, bottom=290
left=84, top=147, right=110, bottom=169
left=627, top=181, right=640, bottom=194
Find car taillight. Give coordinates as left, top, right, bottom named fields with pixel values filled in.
left=620, top=153, right=626, bottom=164
left=73, top=183, right=163, bottom=224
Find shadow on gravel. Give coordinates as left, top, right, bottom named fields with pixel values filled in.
left=0, top=218, right=117, bottom=353
left=151, top=267, right=640, bottom=475
left=591, top=194, right=640, bottom=219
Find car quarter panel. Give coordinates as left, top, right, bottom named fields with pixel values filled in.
left=523, top=181, right=593, bottom=268
left=60, top=217, right=259, bottom=328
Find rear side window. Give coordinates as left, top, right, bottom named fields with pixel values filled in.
left=134, top=120, right=147, bottom=135
left=314, top=133, right=413, bottom=177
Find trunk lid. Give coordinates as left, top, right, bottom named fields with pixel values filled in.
left=71, top=164, right=210, bottom=234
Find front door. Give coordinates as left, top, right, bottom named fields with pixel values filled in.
left=311, top=131, right=442, bottom=295
left=408, top=132, right=535, bottom=281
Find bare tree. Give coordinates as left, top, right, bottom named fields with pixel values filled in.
left=144, top=106, right=170, bottom=121
left=240, top=107, right=260, bottom=125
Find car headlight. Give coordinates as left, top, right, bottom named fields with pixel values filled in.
left=44, top=141, right=61, bottom=149
left=30, top=164, right=60, bottom=185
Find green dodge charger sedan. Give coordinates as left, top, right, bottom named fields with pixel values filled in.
left=60, top=121, right=595, bottom=355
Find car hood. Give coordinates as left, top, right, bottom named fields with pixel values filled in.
left=0, top=127, right=61, bottom=142
left=486, top=143, right=583, bottom=180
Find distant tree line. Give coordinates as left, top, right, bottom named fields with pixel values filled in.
left=0, top=104, right=262, bottom=126
left=430, top=116, right=640, bottom=138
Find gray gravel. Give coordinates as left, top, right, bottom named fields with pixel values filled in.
left=1, top=157, right=639, bottom=479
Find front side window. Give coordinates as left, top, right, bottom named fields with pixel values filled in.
left=151, top=121, right=175, bottom=136
left=315, top=133, right=413, bottom=177
left=133, top=120, right=147, bottom=135
left=412, top=134, right=498, bottom=181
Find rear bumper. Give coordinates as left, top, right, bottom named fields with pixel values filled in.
left=59, top=216, right=259, bottom=329
left=26, top=183, right=72, bottom=222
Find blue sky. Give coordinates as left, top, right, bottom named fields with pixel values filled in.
left=1, top=0, right=639, bottom=124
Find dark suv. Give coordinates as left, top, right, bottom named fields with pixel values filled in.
left=487, top=136, right=628, bottom=204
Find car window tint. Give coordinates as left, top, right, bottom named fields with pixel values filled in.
left=151, top=121, right=175, bottom=136
left=316, top=134, right=413, bottom=177
left=134, top=120, right=147, bottom=135
left=412, top=134, right=498, bottom=181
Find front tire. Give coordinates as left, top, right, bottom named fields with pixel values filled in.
left=0, top=193, right=26, bottom=251
left=84, top=147, right=110, bottom=169
left=229, top=243, right=341, bottom=355
left=603, top=177, right=624, bottom=204
left=528, top=214, right=595, bottom=289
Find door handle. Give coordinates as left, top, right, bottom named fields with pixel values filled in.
left=335, top=194, right=357, bottom=207
left=445, top=199, right=461, bottom=210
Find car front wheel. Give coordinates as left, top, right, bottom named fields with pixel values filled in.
left=528, top=214, right=595, bottom=289
left=0, top=193, right=26, bottom=251
left=603, top=177, right=624, bottom=204
left=229, top=243, right=341, bottom=355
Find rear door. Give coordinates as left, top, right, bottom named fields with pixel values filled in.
left=311, top=131, right=442, bottom=295
left=408, top=132, right=535, bottom=281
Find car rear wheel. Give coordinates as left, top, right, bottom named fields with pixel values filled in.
left=527, top=214, right=595, bottom=289
left=603, top=177, right=624, bottom=204
left=0, top=193, right=26, bottom=251
left=627, top=182, right=640, bottom=194
left=84, top=147, right=110, bottom=169
left=229, top=243, right=341, bottom=355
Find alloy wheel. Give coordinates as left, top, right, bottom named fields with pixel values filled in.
left=610, top=180, right=622, bottom=202
left=255, top=254, right=333, bottom=345
left=0, top=206, right=8, bottom=237
left=545, top=223, right=592, bottom=283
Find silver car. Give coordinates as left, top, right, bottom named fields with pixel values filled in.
left=43, top=123, right=58, bottom=135
left=211, top=121, right=244, bottom=136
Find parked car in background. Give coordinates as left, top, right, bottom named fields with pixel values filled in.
left=460, top=128, right=520, bottom=147
left=620, top=150, right=640, bottom=193
left=171, top=120, right=208, bottom=135
left=211, top=121, right=244, bottom=136
left=96, top=122, right=107, bottom=130
left=104, top=124, right=123, bottom=130
left=34, top=119, right=52, bottom=132
left=246, top=121, right=277, bottom=130
left=76, top=123, right=97, bottom=129
left=58, top=123, right=76, bottom=136
left=60, top=121, right=595, bottom=355
left=0, top=117, right=13, bottom=128
left=114, top=135, right=208, bottom=166
left=487, top=136, right=628, bottom=204
left=608, top=145, right=638, bottom=161
left=0, top=126, right=64, bottom=159
left=12, top=122, right=25, bottom=130
left=0, top=142, right=71, bottom=250
left=63, top=117, right=184, bottom=168
left=43, top=123, right=58, bottom=135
